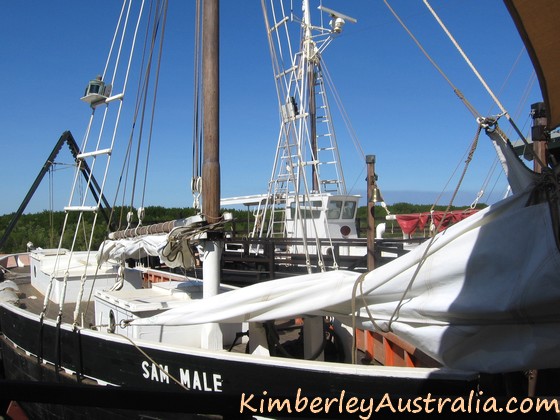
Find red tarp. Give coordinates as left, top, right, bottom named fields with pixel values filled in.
left=394, top=209, right=478, bottom=235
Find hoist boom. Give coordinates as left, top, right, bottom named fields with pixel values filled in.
left=0, top=131, right=113, bottom=250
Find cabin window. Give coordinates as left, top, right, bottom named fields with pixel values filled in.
left=289, top=200, right=322, bottom=219
left=342, top=201, right=356, bottom=219
left=327, top=200, right=342, bottom=219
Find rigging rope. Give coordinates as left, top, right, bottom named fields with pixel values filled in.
left=420, top=0, right=546, bottom=171
left=129, top=0, right=162, bottom=212
left=72, top=1, right=148, bottom=324
left=383, top=0, right=546, bottom=209
left=321, top=62, right=365, bottom=163
left=350, top=124, right=483, bottom=343
left=390, top=124, right=482, bottom=329
left=117, top=332, right=190, bottom=391
left=129, top=1, right=156, bottom=211
left=103, top=0, right=129, bottom=81
left=475, top=47, right=532, bottom=203
left=192, top=0, right=203, bottom=210
left=77, top=1, right=170, bottom=327
left=141, top=1, right=169, bottom=209
left=48, top=166, right=55, bottom=248
left=382, top=0, right=481, bottom=120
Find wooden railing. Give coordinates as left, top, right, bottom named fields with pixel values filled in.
left=355, top=329, right=440, bottom=368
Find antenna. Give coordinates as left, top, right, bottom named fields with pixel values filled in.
left=317, top=5, right=357, bottom=24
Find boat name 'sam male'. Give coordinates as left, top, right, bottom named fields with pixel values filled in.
left=141, top=360, right=223, bottom=392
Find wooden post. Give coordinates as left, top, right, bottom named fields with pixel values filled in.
left=531, top=102, right=548, bottom=173
left=366, top=155, right=376, bottom=271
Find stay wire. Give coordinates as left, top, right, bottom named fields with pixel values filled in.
left=192, top=0, right=203, bottom=181
left=382, top=0, right=481, bottom=120
left=106, top=0, right=148, bottom=229
left=141, top=0, right=169, bottom=208
left=350, top=126, right=483, bottom=340
left=129, top=0, right=158, bottom=212
left=387, top=125, right=483, bottom=331
left=477, top=48, right=533, bottom=202
left=421, top=0, right=545, bottom=171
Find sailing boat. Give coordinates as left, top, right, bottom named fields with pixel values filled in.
left=2, top=0, right=560, bottom=418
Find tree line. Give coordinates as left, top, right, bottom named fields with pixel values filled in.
left=0, top=206, right=198, bottom=254
left=0, top=203, right=484, bottom=253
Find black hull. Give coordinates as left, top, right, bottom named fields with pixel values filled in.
left=1, top=303, right=478, bottom=418
left=0, top=341, right=244, bottom=419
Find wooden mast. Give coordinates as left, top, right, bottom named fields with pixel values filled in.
left=202, top=0, right=220, bottom=219
left=201, top=0, right=223, bottom=350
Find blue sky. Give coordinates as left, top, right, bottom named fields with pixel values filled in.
left=0, top=1, right=542, bottom=216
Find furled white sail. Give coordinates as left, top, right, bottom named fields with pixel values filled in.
left=97, top=228, right=196, bottom=269
left=97, top=216, right=208, bottom=269
left=484, top=119, right=539, bottom=193
left=97, top=235, right=167, bottom=264
left=130, top=125, right=560, bottom=373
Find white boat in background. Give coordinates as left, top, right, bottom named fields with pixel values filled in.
left=221, top=0, right=367, bottom=274
left=2, top=0, right=560, bottom=418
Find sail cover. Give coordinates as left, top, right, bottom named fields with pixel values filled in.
left=97, top=231, right=195, bottom=269
left=504, top=0, right=560, bottom=130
